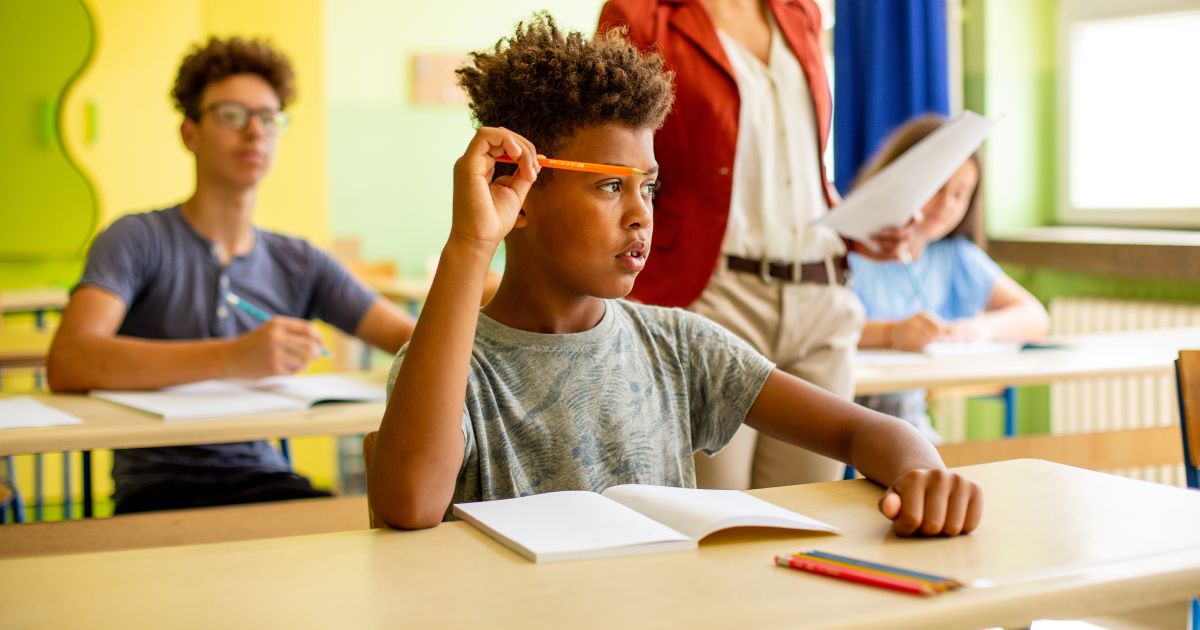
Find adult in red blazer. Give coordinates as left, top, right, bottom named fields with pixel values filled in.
left=600, top=0, right=905, bottom=490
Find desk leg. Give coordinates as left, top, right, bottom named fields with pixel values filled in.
left=34, top=454, right=44, bottom=522
left=34, top=308, right=46, bottom=330
left=3, top=457, right=25, bottom=523
left=61, top=452, right=72, bottom=520
left=81, top=451, right=93, bottom=518
left=1003, top=387, right=1018, bottom=437
left=279, top=439, right=292, bottom=468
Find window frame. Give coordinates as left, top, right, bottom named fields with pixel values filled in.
left=1057, top=0, right=1200, bottom=228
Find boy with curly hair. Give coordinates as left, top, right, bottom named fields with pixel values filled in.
left=369, top=15, right=982, bottom=536
left=49, top=37, right=416, bottom=513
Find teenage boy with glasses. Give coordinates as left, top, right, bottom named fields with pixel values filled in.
left=48, top=37, right=416, bottom=514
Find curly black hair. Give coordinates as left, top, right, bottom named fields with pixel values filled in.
left=172, top=36, right=296, bottom=120
left=456, top=13, right=675, bottom=160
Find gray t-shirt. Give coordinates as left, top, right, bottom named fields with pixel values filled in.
left=386, top=300, right=775, bottom=508
left=77, top=205, right=377, bottom=501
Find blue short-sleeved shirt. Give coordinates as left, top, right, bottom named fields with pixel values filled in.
left=848, top=237, right=1002, bottom=428
left=849, top=236, right=1001, bottom=322
left=76, top=206, right=378, bottom=502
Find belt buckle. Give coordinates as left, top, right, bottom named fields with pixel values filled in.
left=758, top=258, right=772, bottom=284
left=791, top=261, right=801, bottom=283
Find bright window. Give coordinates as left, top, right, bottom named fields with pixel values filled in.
left=1059, top=1, right=1200, bottom=227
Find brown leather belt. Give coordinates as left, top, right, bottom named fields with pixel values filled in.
left=726, top=255, right=850, bottom=286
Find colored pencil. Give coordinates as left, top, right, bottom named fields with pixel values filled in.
left=496, top=154, right=645, bottom=177
left=775, top=555, right=935, bottom=596
left=801, top=550, right=962, bottom=588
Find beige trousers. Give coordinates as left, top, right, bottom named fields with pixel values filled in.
left=688, top=260, right=865, bottom=489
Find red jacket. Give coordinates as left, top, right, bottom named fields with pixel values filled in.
left=599, top=0, right=837, bottom=307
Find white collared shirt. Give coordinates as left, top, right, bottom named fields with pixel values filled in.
left=716, top=12, right=844, bottom=263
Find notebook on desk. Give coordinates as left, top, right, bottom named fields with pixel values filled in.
left=90, top=374, right=385, bottom=421
left=453, top=484, right=839, bottom=563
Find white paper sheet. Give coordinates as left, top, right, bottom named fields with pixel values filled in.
left=815, top=110, right=995, bottom=247
left=0, top=396, right=84, bottom=430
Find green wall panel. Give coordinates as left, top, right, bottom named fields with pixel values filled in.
left=0, top=0, right=98, bottom=266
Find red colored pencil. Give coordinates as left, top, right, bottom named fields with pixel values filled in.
left=774, top=555, right=935, bottom=596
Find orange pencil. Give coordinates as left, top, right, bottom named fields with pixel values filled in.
left=496, top=154, right=646, bottom=177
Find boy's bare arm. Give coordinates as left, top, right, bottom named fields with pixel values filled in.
left=369, top=127, right=540, bottom=530
left=47, top=286, right=324, bottom=391
left=744, top=370, right=982, bottom=537
left=352, top=297, right=416, bottom=355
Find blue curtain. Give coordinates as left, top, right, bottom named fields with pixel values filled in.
left=833, top=0, right=950, bottom=195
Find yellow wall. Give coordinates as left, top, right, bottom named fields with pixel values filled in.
left=202, top=0, right=329, bottom=245
left=61, top=0, right=329, bottom=245
left=60, top=0, right=200, bottom=230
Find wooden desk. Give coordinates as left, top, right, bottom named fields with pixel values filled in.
left=0, top=496, right=367, bottom=558
left=854, top=327, right=1200, bottom=396
left=0, top=288, right=68, bottom=315
left=0, top=392, right=386, bottom=457
left=366, top=276, right=432, bottom=305
left=3, top=460, right=1200, bottom=629
left=0, top=330, right=53, bottom=369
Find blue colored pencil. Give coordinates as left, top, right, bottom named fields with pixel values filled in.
left=802, top=550, right=961, bottom=587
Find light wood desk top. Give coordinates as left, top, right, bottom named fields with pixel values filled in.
left=4, top=460, right=1200, bottom=630
left=854, top=327, right=1200, bottom=395
left=0, top=496, right=368, bottom=558
left=0, top=374, right=388, bottom=456
left=366, top=276, right=432, bottom=304
left=0, top=288, right=69, bottom=314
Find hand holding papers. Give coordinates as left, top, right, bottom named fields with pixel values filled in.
left=815, top=110, right=995, bottom=249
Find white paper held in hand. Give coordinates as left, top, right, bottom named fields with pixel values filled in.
left=814, top=110, right=996, bottom=249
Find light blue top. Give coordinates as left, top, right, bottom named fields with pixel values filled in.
left=848, top=237, right=1003, bottom=434
left=849, top=236, right=1002, bottom=322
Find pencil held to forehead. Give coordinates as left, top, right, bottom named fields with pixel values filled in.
left=496, top=154, right=646, bottom=177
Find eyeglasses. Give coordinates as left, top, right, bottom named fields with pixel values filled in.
left=199, top=101, right=289, bottom=134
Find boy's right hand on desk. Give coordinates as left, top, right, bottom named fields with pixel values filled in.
left=450, top=126, right=541, bottom=252
left=878, top=468, right=983, bottom=537
left=227, top=317, right=324, bottom=378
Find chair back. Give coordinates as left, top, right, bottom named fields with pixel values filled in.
left=362, top=431, right=382, bottom=528
left=1177, top=350, right=1200, bottom=489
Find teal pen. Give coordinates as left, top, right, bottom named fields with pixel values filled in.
left=898, top=248, right=932, bottom=312
left=224, top=292, right=330, bottom=357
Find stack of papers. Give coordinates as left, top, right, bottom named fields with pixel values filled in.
left=0, top=396, right=83, bottom=430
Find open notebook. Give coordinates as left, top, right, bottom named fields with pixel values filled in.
left=90, top=374, right=385, bottom=421
left=857, top=341, right=1025, bottom=366
left=453, top=484, right=839, bottom=563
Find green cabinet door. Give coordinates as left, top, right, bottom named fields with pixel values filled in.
left=0, top=0, right=97, bottom=259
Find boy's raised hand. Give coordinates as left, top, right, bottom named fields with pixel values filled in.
left=878, top=468, right=983, bottom=537
left=451, top=126, right=541, bottom=250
